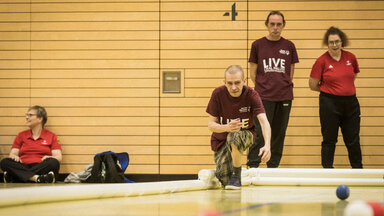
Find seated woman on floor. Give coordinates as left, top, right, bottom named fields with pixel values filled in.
left=1, top=105, right=62, bottom=183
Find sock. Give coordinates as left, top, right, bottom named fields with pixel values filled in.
left=233, top=166, right=242, bottom=180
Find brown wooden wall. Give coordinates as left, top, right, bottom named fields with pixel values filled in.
left=0, top=0, right=383, bottom=175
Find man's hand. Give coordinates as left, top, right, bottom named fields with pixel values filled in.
left=41, top=155, right=51, bottom=161
left=258, top=146, right=271, bottom=162
left=10, top=154, right=21, bottom=163
left=227, top=118, right=243, bottom=132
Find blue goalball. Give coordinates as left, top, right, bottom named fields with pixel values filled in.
left=336, top=185, right=350, bottom=200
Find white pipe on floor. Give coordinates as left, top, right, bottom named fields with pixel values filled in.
left=0, top=168, right=382, bottom=208
left=0, top=180, right=212, bottom=207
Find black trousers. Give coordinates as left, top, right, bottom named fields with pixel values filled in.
left=247, top=100, right=292, bottom=168
left=0, top=157, right=60, bottom=182
left=319, top=92, right=363, bottom=168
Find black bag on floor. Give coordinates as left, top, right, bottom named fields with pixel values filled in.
left=86, top=153, right=125, bottom=183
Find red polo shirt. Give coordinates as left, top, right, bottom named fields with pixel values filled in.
left=310, top=50, right=359, bottom=96
left=12, top=129, right=61, bottom=164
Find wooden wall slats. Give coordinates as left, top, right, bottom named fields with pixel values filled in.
left=30, top=69, right=158, bottom=79
left=187, top=78, right=384, bottom=88
left=30, top=89, right=158, bottom=98
left=159, top=162, right=383, bottom=174
left=159, top=154, right=384, bottom=165
left=31, top=32, right=159, bottom=41
left=163, top=11, right=384, bottom=21
left=161, top=50, right=247, bottom=59
left=162, top=30, right=247, bottom=40
left=161, top=60, right=248, bottom=69
left=184, top=68, right=384, bottom=79
left=158, top=135, right=383, bottom=146
left=30, top=50, right=159, bottom=59
left=0, top=126, right=159, bottom=136
left=250, top=30, right=384, bottom=40
left=159, top=126, right=384, bottom=136
left=0, top=4, right=29, bottom=12
left=0, top=79, right=29, bottom=87
left=159, top=116, right=384, bottom=127
left=249, top=20, right=384, bottom=30
left=24, top=164, right=160, bottom=174
left=61, top=156, right=158, bottom=167
left=62, top=146, right=158, bottom=155
left=31, top=0, right=157, bottom=2
left=30, top=98, right=159, bottom=107
left=161, top=97, right=384, bottom=107
left=0, top=42, right=30, bottom=50
left=1, top=134, right=379, bottom=147
left=31, top=22, right=159, bottom=31
left=0, top=117, right=159, bottom=126
left=159, top=165, right=214, bottom=174
left=0, top=1, right=383, bottom=175
left=0, top=24, right=30, bottom=32
left=181, top=87, right=384, bottom=98
left=248, top=1, right=384, bottom=10
left=31, top=3, right=159, bottom=12
left=32, top=12, right=158, bottom=21
left=0, top=89, right=30, bottom=98
left=30, top=79, right=159, bottom=88
left=161, top=2, right=247, bottom=11
left=30, top=41, right=159, bottom=50
left=161, top=49, right=384, bottom=60
left=298, top=49, right=384, bottom=59
left=0, top=98, right=30, bottom=107
left=161, top=41, right=247, bottom=50
left=160, top=136, right=208, bottom=146
left=249, top=11, right=384, bottom=20
left=162, top=40, right=384, bottom=51
left=162, top=21, right=247, bottom=31
left=0, top=51, right=30, bottom=60
left=29, top=60, right=159, bottom=69
left=160, top=107, right=384, bottom=117
left=45, top=107, right=159, bottom=117
left=58, top=136, right=158, bottom=146
left=294, top=68, right=384, bottom=78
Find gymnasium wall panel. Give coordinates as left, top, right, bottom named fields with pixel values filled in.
left=0, top=1, right=161, bottom=174
left=0, top=1, right=383, bottom=176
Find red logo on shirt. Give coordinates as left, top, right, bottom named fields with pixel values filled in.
left=42, top=140, right=48, bottom=145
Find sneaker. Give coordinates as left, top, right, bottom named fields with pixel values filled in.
left=36, top=171, right=55, bottom=183
left=225, top=175, right=241, bottom=190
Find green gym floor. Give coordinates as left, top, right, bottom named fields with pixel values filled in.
left=0, top=184, right=382, bottom=216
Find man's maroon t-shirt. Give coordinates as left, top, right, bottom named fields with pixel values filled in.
left=206, top=85, right=265, bottom=152
left=249, top=37, right=299, bottom=101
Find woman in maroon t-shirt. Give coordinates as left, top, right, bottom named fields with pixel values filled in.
left=0, top=105, right=62, bottom=183
left=309, top=27, right=363, bottom=168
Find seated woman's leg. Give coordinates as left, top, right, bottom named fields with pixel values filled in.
left=30, top=158, right=60, bottom=177
left=0, top=158, right=36, bottom=182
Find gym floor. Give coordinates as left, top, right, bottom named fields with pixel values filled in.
left=0, top=183, right=382, bottom=216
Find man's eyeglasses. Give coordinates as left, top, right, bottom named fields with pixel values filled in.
left=25, top=113, right=37, bottom=117
left=328, top=40, right=341, bottom=45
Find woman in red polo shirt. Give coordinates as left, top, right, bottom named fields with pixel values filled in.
left=309, top=26, right=363, bottom=168
left=1, top=105, right=62, bottom=183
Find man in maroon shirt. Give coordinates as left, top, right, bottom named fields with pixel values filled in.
left=247, top=11, right=299, bottom=168
left=207, top=65, right=271, bottom=189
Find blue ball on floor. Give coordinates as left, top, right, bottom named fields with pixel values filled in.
left=336, top=185, right=350, bottom=200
